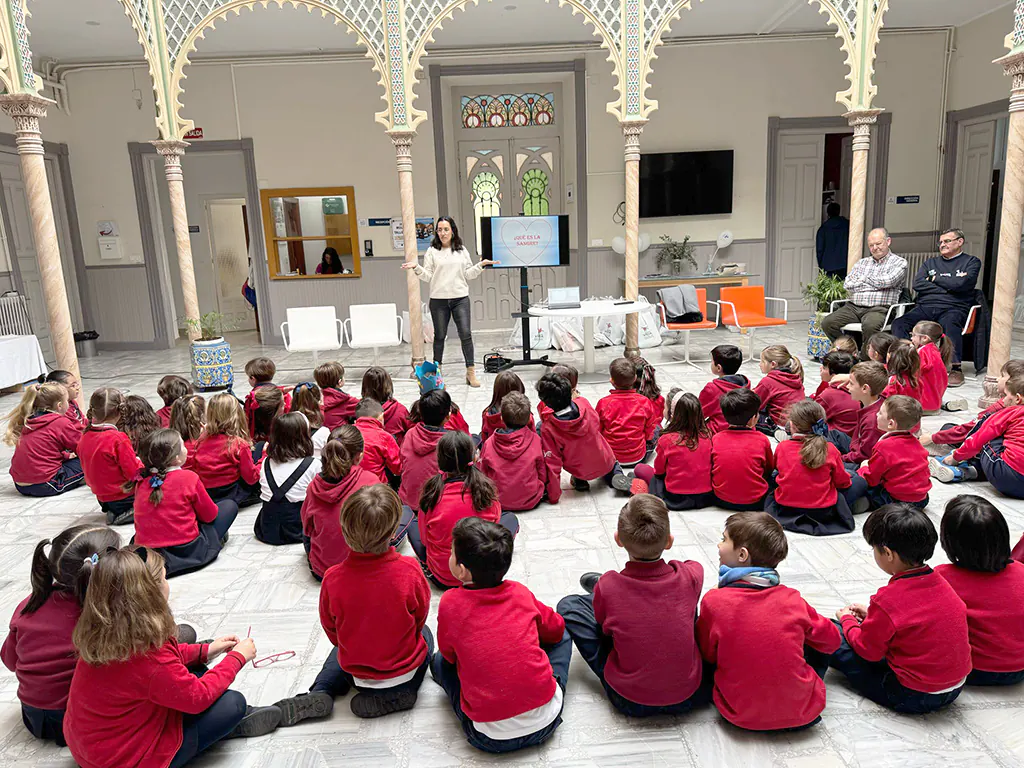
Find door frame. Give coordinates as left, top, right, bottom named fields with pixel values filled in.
left=949, top=116, right=998, bottom=261
left=203, top=196, right=255, bottom=330
left=765, top=114, right=892, bottom=297
left=940, top=99, right=1009, bottom=233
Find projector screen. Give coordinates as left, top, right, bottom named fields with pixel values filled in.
left=480, top=215, right=570, bottom=268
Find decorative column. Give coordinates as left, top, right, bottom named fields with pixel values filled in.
left=845, top=109, right=882, bottom=271
left=152, top=140, right=200, bottom=341
left=622, top=119, right=646, bottom=359
left=0, top=93, right=81, bottom=389
left=391, top=131, right=424, bottom=368
left=981, top=47, right=1024, bottom=406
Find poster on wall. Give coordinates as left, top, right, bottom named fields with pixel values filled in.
left=390, top=217, right=435, bottom=253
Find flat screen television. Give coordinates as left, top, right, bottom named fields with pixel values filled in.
left=480, top=215, right=571, bottom=268
left=639, top=149, right=734, bottom=218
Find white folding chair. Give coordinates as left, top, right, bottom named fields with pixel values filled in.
left=829, top=299, right=909, bottom=336
left=345, top=303, right=404, bottom=365
left=280, top=306, right=345, bottom=366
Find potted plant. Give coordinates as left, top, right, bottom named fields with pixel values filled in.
left=656, top=235, right=698, bottom=276
left=801, top=270, right=847, bottom=359
left=184, top=311, right=235, bottom=391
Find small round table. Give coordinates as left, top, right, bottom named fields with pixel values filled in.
left=528, top=299, right=646, bottom=374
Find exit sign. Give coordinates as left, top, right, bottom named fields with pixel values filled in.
left=184, top=128, right=204, bottom=140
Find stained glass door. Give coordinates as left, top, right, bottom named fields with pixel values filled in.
left=457, top=140, right=511, bottom=257
left=513, top=139, right=560, bottom=219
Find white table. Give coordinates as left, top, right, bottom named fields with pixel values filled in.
left=528, top=300, right=646, bottom=374
left=0, top=335, right=46, bottom=389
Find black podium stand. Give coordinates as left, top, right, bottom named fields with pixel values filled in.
left=495, top=267, right=557, bottom=372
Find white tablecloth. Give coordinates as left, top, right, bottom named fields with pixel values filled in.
left=0, top=335, right=46, bottom=389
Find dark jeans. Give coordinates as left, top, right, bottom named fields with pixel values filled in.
left=430, top=296, right=474, bottom=367
left=21, top=704, right=65, bottom=747
left=979, top=441, right=1024, bottom=499
left=211, top=499, right=239, bottom=541
left=431, top=630, right=572, bottom=753
left=968, top=668, right=1024, bottom=686
left=557, top=593, right=711, bottom=717
left=892, top=303, right=969, bottom=364
left=714, top=494, right=767, bottom=512
left=821, top=303, right=889, bottom=357
left=100, top=496, right=134, bottom=515
left=170, top=690, right=247, bottom=768
left=311, top=627, right=434, bottom=698
left=15, top=458, right=85, bottom=497
left=828, top=620, right=963, bottom=713
left=844, top=471, right=927, bottom=510
left=408, top=510, right=519, bottom=587
left=393, top=504, right=415, bottom=547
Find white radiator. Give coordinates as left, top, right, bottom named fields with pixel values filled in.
left=0, top=292, right=32, bottom=336
left=900, top=252, right=932, bottom=289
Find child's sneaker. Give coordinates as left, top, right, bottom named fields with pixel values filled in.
left=227, top=705, right=282, bottom=738
left=929, top=456, right=957, bottom=483
left=610, top=473, right=632, bottom=493
left=942, top=397, right=970, bottom=412
left=570, top=476, right=591, bottom=492
left=580, top=572, right=601, bottom=593
left=106, top=509, right=134, bottom=526
left=274, top=691, right=335, bottom=726
left=350, top=690, right=417, bottom=719
left=773, top=428, right=789, bottom=443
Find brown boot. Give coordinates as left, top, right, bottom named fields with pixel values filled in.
left=466, top=366, right=481, bottom=388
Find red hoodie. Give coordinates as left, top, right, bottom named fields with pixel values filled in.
left=480, top=407, right=536, bottom=443
left=156, top=405, right=172, bottom=429
left=78, top=424, right=143, bottom=502
left=478, top=427, right=546, bottom=511
left=10, top=412, right=82, bottom=485
left=596, top=389, right=658, bottom=464
left=420, top=479, right=502, bottom=586
left=917, top=343, right=946, bottom=412
left=812, top=381, right=859, bottom=435
left=322, top=387, right=358, bottom=429
left=382, top=398, right=411, bottom=446
left=66, top=400, right=86, bottom=432
left=753, top=370, right=805, bottom=427
left=953, top=404, right=1024, bottom=474
left=398, top=423, right=447, bottom=510
left=243, top=384, right=292, bottom=437
left=191, top=433, right=262, bottom=489
left=699, top=375, right=750, bottom=434
left=445, top=408, right=470, bottom=434
left=2, top=591, right=81, bottom=710
left=355, top=417, right=402, bottom=483
left=882, top=375, right=925, bottom=404
left=302, top=469, right=381, bottom=578
left=539, top=401, right=616, bottom=503
left=933, top=400, right=1004, bottom=446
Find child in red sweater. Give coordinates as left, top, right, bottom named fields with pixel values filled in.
left=362, top=366, right=411, bottom=445
left=697, top=513, right=840, bottom=731
left=290, top=382, right=330, bottom=457
left=192, top=393, right=263, bottom=508
left=409, top=431, right=518, bottom=587
left=767, top=399, right=854, bottom=536
left=829, top=504, right=971, bottom=712
left=632, top=390, right=714, bottom=509
left=433, top=517, right=571, bottom=753
left=77, top=388, right=143, bottom=525
left=711, top=388, right=774, bottom=511
left=478, top=392, right=546, bottom=511
left=865, top=331, right=897, bottom=365
left=596, top=358, right=658, bottom=465
left=399, top=389, right=452, bottom=512
left=243, top=357, right=292, bottom=437
left=911, top=320, right=968, bottom=412
left=315, top=361, right=358, bottom=428
left=40, top=370, right=85, bottom=430
left=827, top=361, right=887, bottom=468
left=537, top=363, right=584, bottom=423
left=921, top=359, right=1024, bottom=450
left=302, top=425, right=387, bottom=580
left=5, top=382, right=84, bottom=497
left=279, top=484, right=432, bottom=723
left=754, top=344, right=805, bottom=438
left=2, top=524, right=120, bottom=746
left=65, top=547, right=278, bottom=768
left=881, top=340, right=924, bottom=402
left=699, top=344, right=749, bottom=433
left=156, top=374, right=192, bottom=429
left=121, top=395, right=160, bottom=454
left=812, top=351, right=859, bottom=435
left=559, top=495, right=708, bottom=716
left=634, top=357, right=664, bottom=431
left=169, top=394, right=205, bottom=471
left=847, top=395, right=930, bottom=510
left=250, top=384, right=284, bottom=443
left=937, top=495, right=1024, bottom=685
left=480, top=371, right=534, bottom=442
left=354, top=398, right=402, bottom=487
left=133, top=429, right=238, bottom=577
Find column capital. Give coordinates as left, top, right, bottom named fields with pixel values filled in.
left=0, top=93, right=55, bottom=155
left=152, top=139, right=190, bottom=161
left=622, top=119, right=647, bottom=162
left=996, top=50, right=1024, bottom=112
left=845, top=109, right=882, bottom=150
left=389, top=131, right=416, bottom=172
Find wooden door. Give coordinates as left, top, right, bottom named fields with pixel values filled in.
left=953, top=119, right=997, bottom=261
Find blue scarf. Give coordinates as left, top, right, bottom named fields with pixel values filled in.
left=718, top=565, right=780, bottom=588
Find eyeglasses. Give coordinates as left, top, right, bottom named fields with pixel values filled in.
left=252, top=651, right=295, bottom=668
left=938, top=237, right=963, bottom=245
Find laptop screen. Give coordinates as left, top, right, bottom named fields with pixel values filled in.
left=548, top=286, right=580, bottom=305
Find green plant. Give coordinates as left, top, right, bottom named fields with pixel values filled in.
left=802, top=269, right=848, bottom=314
left=656, top=235, right=698, bottom=273
left=184, top=311, right=230, bottom=341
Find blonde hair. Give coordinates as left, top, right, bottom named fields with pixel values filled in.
left=86, top=387, right=126, bottom=428
left=3, top=383, right=68, bottom=446
left=203, top=393, right=250, bottom=443
left=788, top=399, right=828, bottom=470
left=760, top=345, right=804, bottom=380
left=72, top=547, right=176, bottom=665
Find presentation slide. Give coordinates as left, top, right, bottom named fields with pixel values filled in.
left=487, top=215, right=562, bottom=268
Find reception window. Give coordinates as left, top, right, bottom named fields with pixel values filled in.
left=260, top=187, right=361, bottom=279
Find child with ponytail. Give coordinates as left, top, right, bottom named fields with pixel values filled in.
left=480, top=371, right=534, bottom=442
left=39, top=370, right=84, bottom=430
left=255, top=412, right=321, bottom=545
left=361, top=366, right=411, bottom=445
left=766, top=399, right=855, bottom=536
left=251, top=384, right=284, bottom=443
left=630, top=390, right=713, bottom=510
left=1, top=525, right=120, bottom=746
left=301, top=425, right=383, bottom=580
left=753, top=345, right=805, bottom=437
left=911, top=320, right=968, bottom=413
left=5, top=382, right=85, bottom=497
left=408, top=431, right=519, bottom=587
left=882, top=340, right=924, bottom=403
left=170, top=394, right=205, bottom=470
left=133, top=428, right=238, bottom=577
left=77, top=388, right=144, bottom=525
left=121, top=394, right=160, bottom=453
left=291, top=382, right=331, bottom=457
left=192, top=393, right=264, bottom=508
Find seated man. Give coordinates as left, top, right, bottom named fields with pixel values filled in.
left=821, top=228, right=907, bottom=361
left=892, top=228, right=980, bottom=388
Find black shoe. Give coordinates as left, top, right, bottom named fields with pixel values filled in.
left=227, top=705, right=282, bottom=738
left=274, top=691, right=334, bottom=727
left=175, top=623, right=197, bottom=645
left=106, top=509, right=134, bottom=525
left=350, top=690, right=418, bottom=719
left=570, top=477, right=591, bottom=492
left=580, top=572, right=601, bottom=594
left=610, top=473, right=632, bottom=493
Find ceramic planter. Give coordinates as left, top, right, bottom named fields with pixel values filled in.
left=190, top=337, right=233, bottom=390
left=807, top=314, right=831, bottom=360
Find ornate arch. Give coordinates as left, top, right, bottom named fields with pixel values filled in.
left=0, top=0, right=39, bottom=93
left=639, top=0, right=702, bottom=120
left=114, top=1, right=178, bottom=139
left=810, top=0, right=888, bottom=112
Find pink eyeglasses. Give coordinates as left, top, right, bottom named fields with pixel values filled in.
left=245, top=626, right=296, bottom=668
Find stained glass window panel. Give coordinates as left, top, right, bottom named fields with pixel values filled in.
left=472, top=171, right=502, bottom=247
left=461, top=92, right=556, bottom=130
left=521, top=169, right=550, bottom=216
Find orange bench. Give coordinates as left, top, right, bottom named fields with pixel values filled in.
left=718, top=286, right=789, bottom=360
left=657, top=287, right=719, bottom=368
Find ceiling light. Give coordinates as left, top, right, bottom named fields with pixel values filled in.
left=85, top=20, right=101, bottom=26
left=504, top=4, right=517, bottom=10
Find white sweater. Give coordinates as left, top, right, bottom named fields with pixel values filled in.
left=413, top=246, right=486, bottom=299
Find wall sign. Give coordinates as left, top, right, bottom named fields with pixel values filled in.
left=368, top=218, right=391, bottom=227
left=184, top=128, right=204, bottom=140
left=188, top=225, right=200, bottom=233
left=896, top=195, right=920, bottom=205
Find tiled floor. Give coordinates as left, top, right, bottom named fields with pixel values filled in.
left=2, top=325, right=1024, bottom=768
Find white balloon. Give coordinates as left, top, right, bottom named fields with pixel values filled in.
left=611, top=236, right=626, bottom=255
left=638, top=233, right=651, bottom=253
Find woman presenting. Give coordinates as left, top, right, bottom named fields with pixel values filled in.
left=402, top=216, right=496, bottom=387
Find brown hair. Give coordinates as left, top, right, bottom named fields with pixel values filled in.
left=787, top=399, right=828, bottom=470
left=913, top=320, right=954, bottom=371
left=487, top=371, right=526, bottom=413
left=662, top=389, right=710, bottom=449
left=849, top=361, right=888, bottom=395
left=865, top=332, right=897, bottom=363
left=760, top=345, right=804, bottom=380
left=169, top=395, right=205, bottom=443
left=724, top=512, right=789, bottom=568
left=3, top=383, right=68, bottom=446
left=268, top=411, right=313, bottom=462
left=634, top=357, right=660, bottom=401
left=500, top=392, right=532, bottom=429
left=314, top=361, right=345, bottom=391
left=290, top=383, right=323, bottom=429
left=72, top=547, right=177, bottom=665
left=617, top=494, right=671, bottom=560
left=832, top=335, right=859, bottom=356
left=881, top=395, right=922, bottom=431
left=252, top=385, right=284, bottom=442
left=245, top=357, right=277, bottom=383
left=609, top=358, right=637, bottom=389
left=551, top=364, right=579, bottom=391
left=203, top=393, right=250, bottom=442
left=420, top=431, right=497, bottom=514
left=85, top=387, right=126, bottom=428
left=886, top=340, right=921, bottom=389
left=156, top=375, right=192, bottom=407
left=361, top=366, right=395, bottom=404
left=340, top=485, right=401, bottom=555
left=322, top=425, right=363, bottom=480
left=24, top=525, right=120, bottom=614
left=1002, top=360, right=1024, bottom=379
left=1006, top=375, right=1024, bottom=398
left=137, top=429, right=184, bottom=504
left=354, top=398, right=383, bottom=421
left=121, top=395, right=161, bottom=453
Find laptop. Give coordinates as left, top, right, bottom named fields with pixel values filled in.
left=547, top=286, right=581, bottom=310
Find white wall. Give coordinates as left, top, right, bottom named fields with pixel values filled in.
left=949, top=6, right=1016, bottom=112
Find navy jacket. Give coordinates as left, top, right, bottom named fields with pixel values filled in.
left=912, top=252, right=981, bottom=308
left=816, top=216, right=850, bottom=272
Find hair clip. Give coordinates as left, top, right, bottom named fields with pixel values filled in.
left=811, top=418, right=829, bottom=437
left=149, top=476, right=164, bottom=489
left=252, top=651, right=295, bottom=668
left=294, top=382, right=315, bottom=393
left=83, top=553, right=99, bottom=566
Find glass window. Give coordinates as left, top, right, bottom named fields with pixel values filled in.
left=260, top=188, right=360, bottom=279
left=461, top=92, right=556, bottom=130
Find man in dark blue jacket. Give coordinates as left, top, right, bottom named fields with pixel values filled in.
left=892, top=228, right=981, bottom=387
left=816, top=203, right=849, bottom=279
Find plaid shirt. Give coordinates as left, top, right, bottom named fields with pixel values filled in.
left=843, top=251, right=907, bottom=308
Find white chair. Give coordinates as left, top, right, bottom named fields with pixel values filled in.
left=345, top=303, right=404, bottom=364
left=280, top=306, right=345, bottom=366
left=829, top=300, right=908, bottom=336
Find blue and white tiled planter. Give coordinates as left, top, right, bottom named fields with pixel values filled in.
left=807, top=314, right=831, bottom=360
left=190, top=338, right=233, bottom=390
